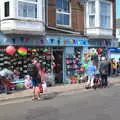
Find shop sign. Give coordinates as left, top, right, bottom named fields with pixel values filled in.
left=46, top=35, right=88, bottom=46
left=0, top=34, right=88, bottom=47
left=109, top=48, right=120, bottom=52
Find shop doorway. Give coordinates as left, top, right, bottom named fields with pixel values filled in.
left=53, top=48, right=63, bottom=84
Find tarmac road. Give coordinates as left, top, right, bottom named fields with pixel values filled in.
left=0, top=84, right=120, bottom=120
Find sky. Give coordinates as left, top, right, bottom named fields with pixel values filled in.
left=116, top=0, right=120, bottom=18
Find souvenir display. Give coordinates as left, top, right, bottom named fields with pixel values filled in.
left=0, top=47, right=54, bottom=78
left=6, top=46, right=16, bottom=56
left=17, top=47, right=27, bottom=56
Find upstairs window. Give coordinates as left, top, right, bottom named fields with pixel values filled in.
left=88, top=1, right=95, bottom=27
left=18, top=0, right=37, bottom=18
left=100, top=2, right=111, bottom=28
left=4, top=2, right=9, bottom=17
left=56, top=0, right=70, bottom=12
left=88, top=1, right=95, bottom=14
left=56, top=0, right=71, bottom=27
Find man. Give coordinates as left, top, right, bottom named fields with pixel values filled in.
left=99, top=57, right=108, bottom=87
left=27, top=58, right=41, bottom=100
left=85, top=61, right=96, bottom=88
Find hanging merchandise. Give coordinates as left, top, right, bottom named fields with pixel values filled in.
left=32, top=49, right=37, bottom=53
left=97, top=48, right=103, bottom=55
left=6, top=46, right=16, bottom=56
left=90, top=48, right=97, bottom=54
left=18, top=47, right=27, bottom=56
left=83, top=64, right=88, bottom=69
left=43, top=48, right=48, bottom=52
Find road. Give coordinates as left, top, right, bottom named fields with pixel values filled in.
left=0, top=85, right=120, bottom=120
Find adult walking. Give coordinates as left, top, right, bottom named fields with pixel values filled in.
left=85, top=60, right=97, bottom=88
left=99, top=57, right=109, bottom=88
left=27, top=58, right=41, bottom=100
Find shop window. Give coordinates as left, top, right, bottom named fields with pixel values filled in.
left=18, top=1, right=37, bottom=18
left=56, top=0, right=71, bottom=27
left=4, top=2, right=9, bottom=17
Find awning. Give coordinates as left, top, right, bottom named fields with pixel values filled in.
left=109, top=48, right=120, bottom=52
left=88, top=35, right=115, bottom=40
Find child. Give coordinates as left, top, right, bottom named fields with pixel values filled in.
left=24, top=75, right=32, bottom=89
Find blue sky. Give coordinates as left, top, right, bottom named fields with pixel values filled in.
left=116, top=0, right=120, bottom=18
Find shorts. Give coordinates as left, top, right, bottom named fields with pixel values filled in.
left=32, top=77, right=41, bottom=87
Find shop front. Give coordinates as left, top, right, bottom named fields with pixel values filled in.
left=88, top=39, right=112, bottom=61
left=0, top=33, right=88, bottom=84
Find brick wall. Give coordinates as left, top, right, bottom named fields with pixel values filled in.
left=47, top=0, right=84, bottom=34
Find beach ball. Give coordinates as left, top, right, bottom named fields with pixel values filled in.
left=6, top=46, right=16, bottom=55
left=18, top=47, right=27, bottom=56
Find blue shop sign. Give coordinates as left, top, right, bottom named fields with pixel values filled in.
left=46, top=35, right=88, bottom=46
left=0, top=33, right=88, bottom=46
left=109, top=48, right=120, bottom=52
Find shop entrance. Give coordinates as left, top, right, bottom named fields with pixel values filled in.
left=53, top=47, right=63, bottom=84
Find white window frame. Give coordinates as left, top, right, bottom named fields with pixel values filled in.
left=100, top=0, right=111, bottom=28
left=17, top=0, right=38, bottom=19
left=88, top=0, right=95, bottom=27
left=56, top=0, right=71, bottom=28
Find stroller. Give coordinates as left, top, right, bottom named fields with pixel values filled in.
left=92, top=73, right=102, bottom=89
left=85, top=73, right=101, bottom=89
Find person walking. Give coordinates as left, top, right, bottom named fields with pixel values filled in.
left=27, top=58, right=41, bottom=100
left=85, top=60, right=97, bottom=88
left=99, top=57, right=109, bottom=88
left=111, top=59, right=117, bottom=76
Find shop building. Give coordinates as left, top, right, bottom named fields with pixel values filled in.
left=0, top=0, right=88, bottom=84
left=85, top=0, right=117, bottom=51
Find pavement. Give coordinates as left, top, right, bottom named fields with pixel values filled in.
left=0, top=76, right=120, bottom=102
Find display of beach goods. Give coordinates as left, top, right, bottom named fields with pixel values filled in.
left=6, top=46, right=16, bottom=55
left=18, top=47, right=27, bottom=56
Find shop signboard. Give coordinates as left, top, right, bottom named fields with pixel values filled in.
left=46, top=35, right=88, bottom=46
left=0, top=34, right=88, bottom=47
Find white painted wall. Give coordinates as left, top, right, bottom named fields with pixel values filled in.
left=0, top=0, right=45, bottom=35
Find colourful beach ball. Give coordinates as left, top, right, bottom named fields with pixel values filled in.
left=6, top=46, right=16, bottom=56
left=18, top=47, right=27, bottom=56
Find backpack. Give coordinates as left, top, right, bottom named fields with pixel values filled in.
left=27, top=64, right=38, bottom=78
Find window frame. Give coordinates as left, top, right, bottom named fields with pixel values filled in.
left=88, top=0, right=95, bottom=27
left=100, top=1, right=111, bottom=28
left=4, top=1, right=10, bottom=17
left=56, top=0, right=71, bottom=27
left=17, top=0, right=38, bottom=19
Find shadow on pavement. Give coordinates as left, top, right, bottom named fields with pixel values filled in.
left=42, top=92, right=60, bottom=100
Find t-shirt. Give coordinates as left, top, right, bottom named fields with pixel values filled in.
left=85, top=64, right=96, bottom=76
left=27, top=64, right=38, bottom=78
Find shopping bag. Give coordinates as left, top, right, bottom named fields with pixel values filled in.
left=42, top=82, right=47, bottom=92
left=39, top=85, right=43, bottom=93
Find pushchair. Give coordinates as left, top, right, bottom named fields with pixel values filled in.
left=85, top=73, right=101, bottom=89
left=92, top=73, right=102, bottom=89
